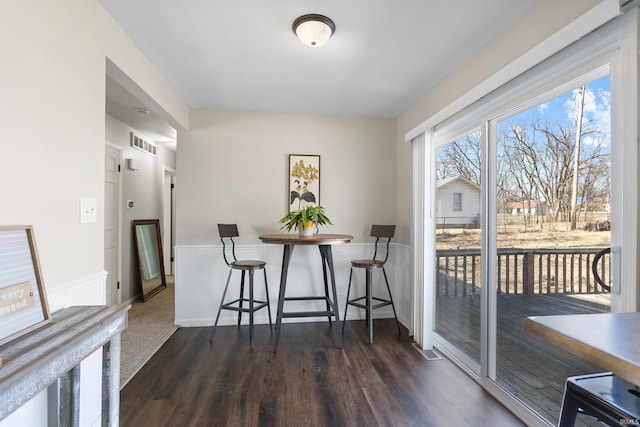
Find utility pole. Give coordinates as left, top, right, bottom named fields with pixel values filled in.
left=570, top=86, right=586, bottom=230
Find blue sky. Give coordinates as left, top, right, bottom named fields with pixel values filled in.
left=530, top=74, right=611, bottom=148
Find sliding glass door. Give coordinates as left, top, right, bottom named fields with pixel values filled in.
left=432, top=70, right=613, bottom=426
left=490, top=75, right=611, bottom=425
left=422, top=12, right=640, bottom=426
left=432, top=70, right=612, bottom=423
left=434, top=132, right=482, bottom=372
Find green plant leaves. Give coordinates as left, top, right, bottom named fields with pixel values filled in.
left=279, top=205, right=332, bottom=232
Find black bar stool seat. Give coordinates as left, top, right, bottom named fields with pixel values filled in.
left=559, top=372, right=640, bottom=426
left=233, top=260, right=266, bottom=268
left=351, top=259, right=385, bottom=269
left=210, top=224, right=272, bottom=347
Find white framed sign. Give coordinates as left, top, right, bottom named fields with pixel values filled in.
left=0, top=225, right=51, bottom=347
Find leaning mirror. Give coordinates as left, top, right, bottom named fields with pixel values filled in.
left=132, top=219, right=166, bottom=302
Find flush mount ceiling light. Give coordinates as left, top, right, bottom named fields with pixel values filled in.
left=292, top=14, right=335, bottom=47
left=133, top=107, right=149, bottom=114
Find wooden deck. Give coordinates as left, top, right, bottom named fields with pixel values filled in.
left=436, top=292, right=610, bottom=426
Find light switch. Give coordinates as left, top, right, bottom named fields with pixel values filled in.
left=80, top=198, right=97, bottom=223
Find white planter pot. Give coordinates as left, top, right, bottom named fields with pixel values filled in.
left=299, top=227, right=314, bottom=237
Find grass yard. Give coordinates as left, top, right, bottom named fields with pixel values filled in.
left=436, top=219, right=610, bottom=250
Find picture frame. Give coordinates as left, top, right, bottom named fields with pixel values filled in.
left=0, top=225, right=51, bottom=347
left=288, top=154, right=320, bottom=212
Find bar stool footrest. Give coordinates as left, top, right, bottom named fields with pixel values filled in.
left=347, top=296, right=393, bottom=311
left=221, top=298, right=269, bottom=313
left=283, top=311, right=338, bottom=318
left=284, top=296, right=331, bottom=302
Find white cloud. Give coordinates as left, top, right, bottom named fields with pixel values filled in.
left=538, top=102, right=549, bottom=113
left=563, top=86, right=610, bottom=146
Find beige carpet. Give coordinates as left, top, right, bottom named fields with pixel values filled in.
left=120, top=276, right=177, bottom=388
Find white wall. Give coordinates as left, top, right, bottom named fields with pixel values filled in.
left=105, top=115, right=176, bottom=302
left=0, top=0, right=187, bottom=425
left=0, top=1, right=187, bottom=288
left=174, top=109, right=399, bottom=326
left=176, top=109, right=397, bottom=245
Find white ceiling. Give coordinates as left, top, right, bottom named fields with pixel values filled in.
left=101, top=0, right=538, bottom=148
left=105, top=76, right=178, bottom=149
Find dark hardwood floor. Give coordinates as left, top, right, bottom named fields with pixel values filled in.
left=120, top=319, right=524, bottom=426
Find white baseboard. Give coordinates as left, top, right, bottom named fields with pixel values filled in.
left=46, top=271, right=108, bottom=312
left=122, top=294, right=140, bottom=306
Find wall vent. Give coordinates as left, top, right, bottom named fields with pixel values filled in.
left=130, top=132, right=157, bottom=157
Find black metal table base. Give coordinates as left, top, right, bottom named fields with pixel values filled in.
left=273, top=244, right=343, bottom=352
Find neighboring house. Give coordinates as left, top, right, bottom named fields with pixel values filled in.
left=436, top=176, right=480, bottom=228
left=497, top=200, right=548, bottom=217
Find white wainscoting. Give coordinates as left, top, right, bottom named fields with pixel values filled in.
left=174, top=243, right=411, bottom=328
left=0, top=271, right=107, bottom=427
left=47, top=270, right=107, bottom=311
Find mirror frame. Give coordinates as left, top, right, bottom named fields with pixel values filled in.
left=132, top=219, right=167, bottom=302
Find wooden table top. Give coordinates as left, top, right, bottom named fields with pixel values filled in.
left=523, top=312, right=640, bottom=385
left=259, top=233, right=353, bottom=245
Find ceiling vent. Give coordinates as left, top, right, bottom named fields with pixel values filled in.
left=130, top=132, right=157, bottom=157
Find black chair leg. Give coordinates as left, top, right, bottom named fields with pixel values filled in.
left=382, top=267, right=401, bottom=336
left=210, top=269, right=233, bottom=343
left=342, top=268, right=354, bottom=337
left=249, top=270, right=254, bottom=347
left=319, top=247, right=332, bottom=325
left=238, top=270, right=245, bottom=326
left=366, top=268, right=373, bottom=344
left=558, top=389, right=579, bottom=427
left=263, top=269, right=273, bottom=333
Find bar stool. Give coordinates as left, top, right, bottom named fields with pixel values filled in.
left=558, top=372, right=640, bottom=426
left=210, top=224, right=272, bottom=347
left=342, top=224, right=401, bottom=343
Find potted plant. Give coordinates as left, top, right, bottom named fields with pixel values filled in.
left=279, top=205, right=332, bottom=236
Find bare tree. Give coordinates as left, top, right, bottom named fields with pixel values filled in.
left=498, top=123, right=541, bottom=230
left=497, top=112, right=607, bottom=225
left=436, top=133, right=481, bottom=185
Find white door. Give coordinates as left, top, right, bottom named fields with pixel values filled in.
left=104, top=144, right=121, bottom=305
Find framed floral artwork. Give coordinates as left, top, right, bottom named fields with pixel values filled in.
left=288, top=154, right=320, bottom=213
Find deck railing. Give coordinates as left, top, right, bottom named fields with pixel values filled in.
left=436, top=247, right=610, bottom=297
